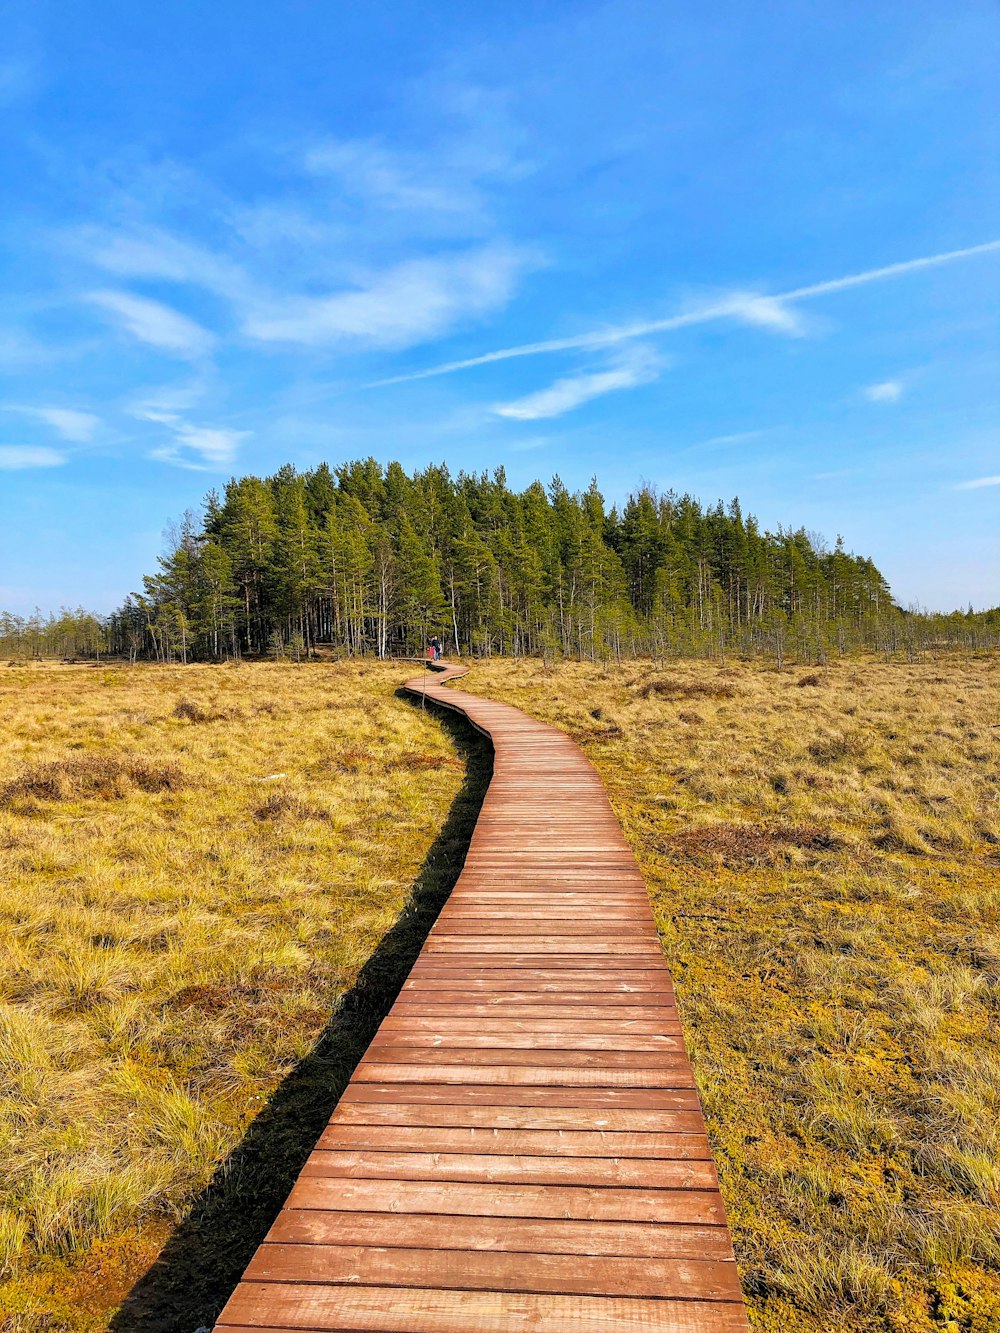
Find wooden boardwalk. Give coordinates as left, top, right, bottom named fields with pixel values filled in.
left=215, top=662, right=748, bottom=1332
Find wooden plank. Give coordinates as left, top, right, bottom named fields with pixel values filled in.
left=284, top=1178, right=729, bottom=1225
left=329, top=1102, right=709, bottom=1132
left=299, top=1150, right=719, bottom=1189
left=243, top=1244, right=743, bottom=1301
left=217, top=1285, right=749, bottom=1332
left=359, top=1047, right=691, bottom=1069
left=402, top=956, right=670, bottom=969
left=378, top=1018, right=682, bottom=1035
left=400, top=981, right=674, bottom=992
left=315, top=1126, right=714, bottom=1158
left=354, top=1063, right=697, bottom=1088
left=386, top=1002, right=688, bottom=1013
left=366, top=1032, right=685, bottom=1050
left=391, top=996, right=678, bottom=1013
left=265, top=1210, right=737, bottom=1260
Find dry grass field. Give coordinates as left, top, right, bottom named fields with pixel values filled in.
left=0, top=660, right=484, bottom=1331
left=471, top=654, right=1000, bottom=1333
left=2, top=653, right=998, bottom=1333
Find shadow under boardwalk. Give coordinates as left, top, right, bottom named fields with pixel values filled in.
left=110, top=700, right=492, bottom=1332
left=210, top=662, right=750, bottom=1332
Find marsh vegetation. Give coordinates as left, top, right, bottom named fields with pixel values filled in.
left=0, top=660, right=482, bottom=1329
left=473, top=653, right=1000, bottom=1332
left=1, top=652, right=997, bottom=1332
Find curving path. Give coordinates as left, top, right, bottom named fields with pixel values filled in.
left=215, top=661, right=748, bottom=1332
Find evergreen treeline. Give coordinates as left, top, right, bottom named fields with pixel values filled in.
left=3, top=460, right=997, bottom=664
left=105, top=460, right=998, bottom=663
left=1, top=609, right=106, bottom=662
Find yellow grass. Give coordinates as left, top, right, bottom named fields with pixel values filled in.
left=469, top=654, right=1000, bottom=1333
left=0, top=660, right=474, bottom=1330
left=4, top=653, right=999, bottom=1331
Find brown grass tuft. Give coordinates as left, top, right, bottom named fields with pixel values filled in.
left=667, top=821, right=843, bottom=866
left=173, top=697, right=210, bottom=722
left=252, top=790, right=328, bottom=822
left=396, top=751, right=464, bottom=771
left=638, top=675, right=736, bottom=700
left=808, top=732, right=868, bottom=764
left=1, top=755, right=184, bottom=805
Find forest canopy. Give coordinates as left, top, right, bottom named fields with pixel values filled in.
left=3, top=459, right=998, bottom=664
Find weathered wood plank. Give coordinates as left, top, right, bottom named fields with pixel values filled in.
left=243, top=1244, right=743, bottom=1301
left=315, top=1125, right=714, bottom=1158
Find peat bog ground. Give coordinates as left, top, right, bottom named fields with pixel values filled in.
left=1, top=653, right=998, bottom=1332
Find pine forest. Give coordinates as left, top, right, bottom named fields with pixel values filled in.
left=3, top=459, right=998, bottom=665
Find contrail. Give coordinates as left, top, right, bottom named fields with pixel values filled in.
left=365, top=238, right=1000, bottom=389
left=782, top=239, right=1000, bottom=299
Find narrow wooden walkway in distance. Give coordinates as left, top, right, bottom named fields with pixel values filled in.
left=216, top=661, right=748, bottom=1332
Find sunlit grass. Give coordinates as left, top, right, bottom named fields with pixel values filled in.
left=0, top=659, right=463, bottom=1329
left=471, top=653, right=1000, bottom=1333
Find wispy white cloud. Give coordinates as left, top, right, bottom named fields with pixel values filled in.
left=130, top=376, right=213, bottom=420
left=134, top=406, right=248, bottom=469
left=695, top=428, right=771, bottom=449
left=864, top=379, right=904, bottom=403
left=494, top=347, right=664, bottom=420
left=306, top=138, right=479, bottom=217
left=0, top=446, right=66, bottom=470
left=954, top=474, right=1000, bottom=490
left=368, top=238, right=1000, bottom=388
left=88, top=291, right=215, bottom=359
left=244, top=246, right=528, bottom=349
left=80, top=227, right=249, bottom=300
left=303, top=131, right=523, bottom=237
left=8, top=407, right=100, bottom=440
left=715, top=293, right=805, bottom=335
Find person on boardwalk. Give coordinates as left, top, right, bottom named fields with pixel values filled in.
left=429, top=635, right=442, bottom=660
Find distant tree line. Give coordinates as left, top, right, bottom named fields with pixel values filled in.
left=1, top=608, right=106, bottom=662
left=3, top=460, right=998, bottom=665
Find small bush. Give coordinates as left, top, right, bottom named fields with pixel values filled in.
left=798, top=673, right=822, bottom=687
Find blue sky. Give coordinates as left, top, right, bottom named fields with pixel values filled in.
left=1, top=0, right=997, bottom=614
